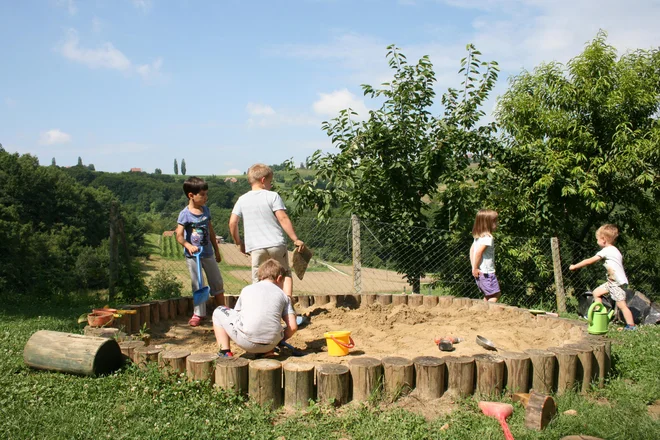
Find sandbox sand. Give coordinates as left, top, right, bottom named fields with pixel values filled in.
left=151, top=301, right=585, bottom=363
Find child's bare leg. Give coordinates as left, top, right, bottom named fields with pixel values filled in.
left=487, top=292, right=501, bottom=303
left=213, top=324, right=231, bottom=351
left=283, top=275, right=293, bottom=298
left=615, top=300, right=635, bottom=327
left=592, top=286, right=608, bottom=304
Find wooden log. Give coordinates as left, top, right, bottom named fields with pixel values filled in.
left=586, top=339, right=607, bottom=388
left=438, top=296, right=454, bottom=308
left=408, top=294, right=423, bottom=307
left=445, top=356, right=475, bottom=397
left=157, top=300, right=169, bottom=322
left=297, top=295, right=311, bottom=308
left=186, top=353, right=218, bottom=383
left=524, top=391, right=557, bottom=431
left=128, top=305, right=141, bottom=334
left=349, top=357, right=383, bottom=402
left=501, top=351, right=531, bottom=394
left=215, top=356, right=249, bottom=395
left=548, top=347, right=579, bottom=395
left=412, top=356, right=445, bottom=398
left=158, top=349, right=191, bottom=375
left=474, top=353, right=505, bottom=396
left=377, top=294, right=392, bottom=306
left=83, top=326, right=121, bottom=339
left=149, top=301, right=160, bottom=325
left=564, top=343, right=595, bottom=393
left=382, top=356, right=414, bottom=397
left=314, top=295, right=330, bottom=306
left=177, top=297, right=188, bottom=316
left=205, top=296, right=216, bottom=314
left=119, top=340, right=145, bottom=363
left=225, top=295, right=237, bottom=308
left=453, top=297, right=472, bottom=307
left=136, top=303, right=150, bottom=330
left=364, top=294, right=378, bottom=306
left=115, top=312, right=132, bottom=335
left=525, top=349, right=556, bottom=394
left=391, top=294, right=407, bottom=306
left=316, top=364, right=350, bottom=406
left=134, top=346, right=163, bottom=369
left=283, top=362, right=315, bottom=408
left=338, top=294, right=361, bottom=308
left=249, top=359, right=283, bottom=408
left=23, top=330, right=123, bottom=376
left=168, top=298, right=178, bottom=319
left=423, top=295, right=439, bottom=308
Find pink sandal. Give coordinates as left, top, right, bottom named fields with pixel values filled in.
left=188, top=314, right=202, bottom=327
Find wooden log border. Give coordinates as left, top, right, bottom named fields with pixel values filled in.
left=95, top=295, right=606, bottom=407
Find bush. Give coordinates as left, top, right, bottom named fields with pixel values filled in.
left=148, top=270, right=183, bottom=299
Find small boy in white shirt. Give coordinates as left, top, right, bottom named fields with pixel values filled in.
left=570, top=224, right=637, bottom=330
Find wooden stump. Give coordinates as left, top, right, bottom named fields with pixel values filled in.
left=137, top=303, right=151, bottom=330
left=524, top=391, right=557, bottom=431
left=134, top=346, right=163, bottom=369
left=157, top=300, right=169, bottom=322
left=159, top=349, right=190, bottom=375
left=116, top=313, right=132, bottom=335
left=149, top=301, right=160, bottom=325
left=23, top=330, right=123, bottom=376
left=316, top=364, right=350, bottom=406
left=177, top=297, right=188, bottom=316
left=186, top=353, right=218, bottom=383
left=391, top=294, right=407, bottom=306
left=548, top=347, right=579, bottom=395
left=364, top=294, right=378, bottom=306
left=412, top=356, right=445, bottom=398
left=83, top=326, right=122, bottom=340
left=501, top=351, right=531, bottom=394
left=349, top=357, right=383, bottom=402
left=445, top=356, right=475, bottom=397
left=119, top=340, right=145, bottom=363
left=377, top=294, right=392, bottom=306
left=337, top=294, right=361, bottom=308
left=423, top=295, right=439, bottom=308
left=382, top=356, right=414, bottom=397
left=408, top=294, right=423, bottom=307
left=453, top=297, right=472, bottom=307
left=168, top=298, right=178, bottom=319
left=525, top=349, right=556, bottom=394
left=473, top=353, right=505, bottom=397
left=215, top=356, right=249, bottom=395
left=249, top=359, right=283, bottom=408
left=297, top=295, right=312, bottom=308
left=128, top=305, right=141, bottom=334
left=586, top=338, right=608, bottom=388
left=564, top=343, right=595, bottom=393
left=314, top=295, right=330, bottom=306
left=205, top=296, right=216, bottom=314
left=283, top=362, right=315, bottom=408
left=438, top=296, right=454, bottom=308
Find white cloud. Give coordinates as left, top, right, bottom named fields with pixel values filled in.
left=225, top=168, right=242, bottom=175
left=57, top=0, right=77, bottom=15
left=136, top=57, right=163, bottom=81
left=313, top=89, right=369, bottom=120
left=39, top=129, right=72, bottom=145
left=246, top=102, right=276, bottom=116
left=131, top=0, right=153, bottom=12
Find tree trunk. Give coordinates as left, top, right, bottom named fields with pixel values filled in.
left=283, top=362, right=315, bottom=408
left=525, top=349, right=556, bottom=394
left=564, top=343, right=595, bottom=393
left=474, top=353, right=505, bottom=397
left=119, top=340, right=145, bottom=363
left=134, top=346, right=163, bottom=369
left=382, top=356, right=414, bottom=397
left=248, top=359, right=283, bottom=408
left=316, top=364, right=350, bottom=406
left=215, top=356, right=249, bottom=395
left=524, top=391, right=557, bottom=431
left=412, top=356, right=445, bottom=398
left=586, top=338, right=608, bottom=388
left=548, top=347, right=578, bottom=395
left=349, top=357, right=383, bottom=402
left=168, top=298, right=178, bottom=320
left=149, top=301, right=160, bottom=325
left=157, top=300, right=169, bottom=323
left=445, top=356, right=475, bottom=397
left=159, top=349, right=190, bottom=375
left=501, top=351, right=531, bottom=394
left=186, top=353, right=218, bottom=383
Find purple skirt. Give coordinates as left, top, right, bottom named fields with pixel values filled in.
left=475, top=273, right=501, bottom=297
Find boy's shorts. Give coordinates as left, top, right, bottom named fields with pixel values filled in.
left=250, top=245, right=291, bottom=283
left=185, top=256, right=225, bottom=295
left=597, top=281, right=627, bottom=302
left=475, top=273, right=501, bottom=297
left=212, top=307, right=280, bottom=354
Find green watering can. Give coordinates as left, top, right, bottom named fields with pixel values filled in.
left=587, top=302, right=615, bottom=334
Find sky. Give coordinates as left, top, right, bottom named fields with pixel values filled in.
left=1, top=0, right=659, bottom=176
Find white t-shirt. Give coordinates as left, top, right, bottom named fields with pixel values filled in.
left=471, top=235, right=495, bottom=273
left=232, top=190, right=287, bottom=253
left=234, top=281, right=295, bottom=345
left=596, top=245, right=628, bottom=285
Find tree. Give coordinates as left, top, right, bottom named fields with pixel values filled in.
left=51, top=157, right=56, bottom=166
left=287, top=45, right=499, bottom=292
left=154, top=168, right=162, bottom=175
left=87, top=164, right=95, bottom=171
left=181, top=159, right=186, bottom=176
left=173, top=159, right=178, bottom=175
left=0, top=143, right=4, bottom=152
left=491, top=32, right=660, bottom=242
left=77, top=157, right=83, bottom=167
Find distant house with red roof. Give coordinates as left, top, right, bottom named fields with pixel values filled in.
left=130, top=168, right=142, bottom=172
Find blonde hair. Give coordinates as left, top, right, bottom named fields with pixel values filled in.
left=247, top=163, right=273, bottom=185
left=472, top=209, right=498, bottom=238
left=596, top=224, right=619, bottom=244
left=257, top=259, right=287, bottom=282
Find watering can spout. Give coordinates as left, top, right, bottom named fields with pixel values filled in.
left=607, top=309, right=615, bottom=320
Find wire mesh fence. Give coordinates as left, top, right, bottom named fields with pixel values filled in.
left=143, top=217, right=657, bottom=310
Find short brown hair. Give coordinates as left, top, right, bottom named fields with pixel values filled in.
left=472, top=209, right=498, bottom=238
left=257, top=258, right=287, bottom=282
left=183, top=176, right=208, bottom=197
left=247, top=163, right=273, bottom=184
left=596, top=224, right=619, bottom=244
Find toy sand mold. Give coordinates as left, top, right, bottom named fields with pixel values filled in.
left=292, top=246, right=313, bottom=280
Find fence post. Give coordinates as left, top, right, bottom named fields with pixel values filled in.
left=109, top=201, right=119, bottom=302
left=551, top=237, right=567, bottom=313
left=352, top=214, right=362, bottom=295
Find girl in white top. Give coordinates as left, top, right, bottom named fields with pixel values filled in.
left=470, top=209, right=501, bottom=302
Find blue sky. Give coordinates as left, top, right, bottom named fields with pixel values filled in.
left=2, top=0, right=659, bottom=175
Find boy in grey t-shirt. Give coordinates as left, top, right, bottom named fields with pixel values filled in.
left=212, top=259, right=298, bottom=357
left=229, top=163, right=305, bottom=297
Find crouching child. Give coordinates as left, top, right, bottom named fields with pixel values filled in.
left=212, top=259, right=298, bottom=357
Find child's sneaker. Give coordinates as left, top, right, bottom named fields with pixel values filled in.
left=217, top=350, right=233, bottom=358
left=623, top=325, right=638, bottom=331
left=188, top=314, right=202, bottom=327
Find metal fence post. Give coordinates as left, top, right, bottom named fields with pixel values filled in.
left=352, top=214, right=362, bottom=295
left=551, top=237, right=567, bottom=313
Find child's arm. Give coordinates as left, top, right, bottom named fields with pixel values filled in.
left=471, top=243, right=487, bottom=278
left=228, top=213, right=247, bottom=254
left=283, top=313, right=298, bottom=340
left=175, top=224, right=197, bottom=254
left=274, top=210, right=304, bottom=249
left=208, top=222, right=222, bottom=263
left=569, top=255, right=601, bottom=271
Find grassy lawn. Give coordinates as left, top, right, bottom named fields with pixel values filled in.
left=1, top=298, right=659, bottom=439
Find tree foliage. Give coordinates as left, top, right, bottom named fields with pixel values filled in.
left=181, top=159, right=186, bottom=176
left=173, top=159, right=178, bottom=175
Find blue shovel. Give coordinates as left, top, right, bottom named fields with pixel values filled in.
left=192, top=247, right=210, bottom=306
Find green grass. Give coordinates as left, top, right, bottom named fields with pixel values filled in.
left=1, top=298, right=659, bottom=439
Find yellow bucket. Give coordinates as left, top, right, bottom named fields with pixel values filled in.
left=324, top=330, right=355, bottom=357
